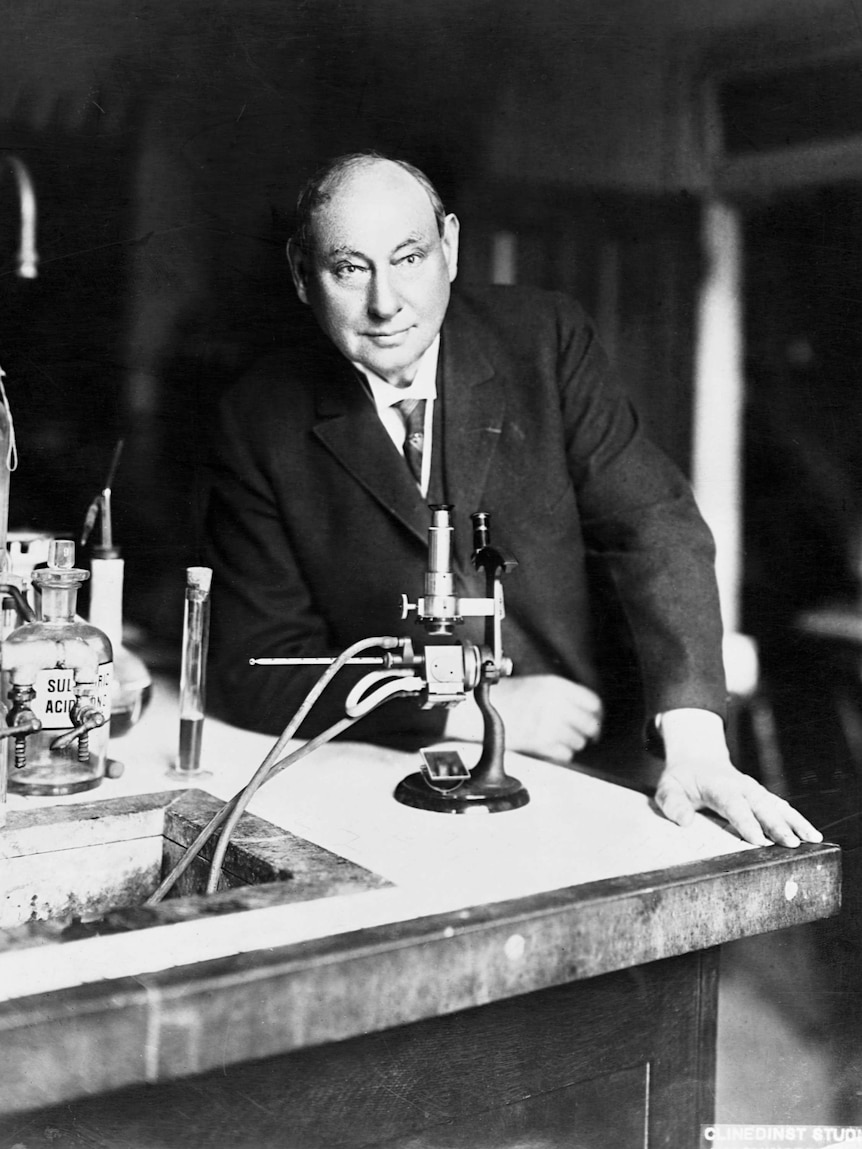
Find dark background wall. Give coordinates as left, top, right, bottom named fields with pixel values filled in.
left=0, top=0, right=859, bottom=649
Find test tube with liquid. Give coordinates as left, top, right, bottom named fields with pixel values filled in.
left=176, top=566, right=212, bottom=775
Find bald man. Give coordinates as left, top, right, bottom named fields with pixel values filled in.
left=205, top=152, right=821, bottom=849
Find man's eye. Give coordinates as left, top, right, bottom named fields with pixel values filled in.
left=399, top=252, right=423, bottom=266
left=334, top=263, right=367, bottom=278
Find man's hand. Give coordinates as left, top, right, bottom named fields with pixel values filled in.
left=443, top=674, right=603, bottom=763
left=654, top=709, right=823, bottom=847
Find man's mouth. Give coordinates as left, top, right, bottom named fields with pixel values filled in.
left=365, top=328, right=411, bottom=342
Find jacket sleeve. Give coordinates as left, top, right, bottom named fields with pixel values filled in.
left=553, top=294, right=727, bottom=721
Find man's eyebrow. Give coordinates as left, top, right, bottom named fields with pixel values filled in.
left=322, top=233, right=431, bottom=261
left=393, top=232, right=429, bottom=251
left=323, top=246, right=367, bottom=260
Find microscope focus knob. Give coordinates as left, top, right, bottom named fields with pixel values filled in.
left=400, top=595, right=418, bottom=620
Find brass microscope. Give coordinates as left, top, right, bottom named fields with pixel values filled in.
left=256, top=504, right=528, bottom=814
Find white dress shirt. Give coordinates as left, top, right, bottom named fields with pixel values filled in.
left=356, top=337, right=717, bottom=752
left=353, top=336, right=440, bottom=497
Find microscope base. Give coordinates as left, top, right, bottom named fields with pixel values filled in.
left=394, top=771, right=529, bottom=814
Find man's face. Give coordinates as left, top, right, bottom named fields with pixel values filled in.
left=289, top=161, right=459, bottom=387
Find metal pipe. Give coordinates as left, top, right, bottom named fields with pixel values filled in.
left=4, top=156, right=38, bottom=280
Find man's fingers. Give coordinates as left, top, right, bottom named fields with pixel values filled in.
left=540, top=740, right=580, bottom=764
left=566, top=705, right=603, bottom=745
left=661, top=769, right=824, bottom=848
left=566, top=682, right=604, bottom=719
left=744, top=788, right=822, bottom=848
left=653, top=775, right=696, bottom=828
left=711, top=788, right=773, bottom=846
left=657, top=772, right=771, bottom=846
left=785, top=806, right=823, bottom=844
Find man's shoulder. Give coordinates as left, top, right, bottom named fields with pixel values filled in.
left=441, top=281, right=597, bottom=363
left=221, top=318, right=342, bottom=412
left=446, top=283, right=591, bottom=343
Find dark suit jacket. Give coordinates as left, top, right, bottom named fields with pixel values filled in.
left=204, top=284, right=726, bottom=746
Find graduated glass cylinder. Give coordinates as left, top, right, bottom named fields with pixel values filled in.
left=176, top=567, right=212, bottom=774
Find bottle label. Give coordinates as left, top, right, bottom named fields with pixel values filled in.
left=30, top=662, right=113, bottom=729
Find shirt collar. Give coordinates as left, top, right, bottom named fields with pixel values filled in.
left=353, top=335, right=440, bottom=411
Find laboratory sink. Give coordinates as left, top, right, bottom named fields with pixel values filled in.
left=0, top=789, right=390, bottom=951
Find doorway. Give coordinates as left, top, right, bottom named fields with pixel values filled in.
left=741, top=181, right=862, bottom=776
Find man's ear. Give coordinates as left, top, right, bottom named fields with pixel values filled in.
left=442, top=213, right=460, bottom=283
left=286, top=239, right=311, bottom=305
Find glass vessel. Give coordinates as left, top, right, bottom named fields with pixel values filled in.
left=88, top=554, right=151, bottom=736
left=175, top=566, right=212, bottom=775
left=4, top=540, right=112, bottom=796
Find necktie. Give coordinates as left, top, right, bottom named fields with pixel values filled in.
left=396, top=397, right=426, bottom=484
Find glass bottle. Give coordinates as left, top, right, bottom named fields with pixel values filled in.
left=4, top=540, right=112, bottom=796
left=88, top=551, right=152, bottom=736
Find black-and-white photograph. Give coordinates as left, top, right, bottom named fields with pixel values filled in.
left=0, top=2, right=860, bottom=1146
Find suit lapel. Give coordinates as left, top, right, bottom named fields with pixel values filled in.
left=310, top=296, right=506, bottom=549
left=440, top=296, right=506, bottom=522
left=312, top=352, right=429, bottom=545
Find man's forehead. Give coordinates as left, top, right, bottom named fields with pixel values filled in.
left=310, top=162, right=437, bottom=248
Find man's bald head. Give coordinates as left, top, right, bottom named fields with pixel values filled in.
left=292, top=152, right=447, bottom=254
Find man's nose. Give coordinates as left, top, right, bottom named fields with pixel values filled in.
left=367, top=269, right=401, bottom=320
